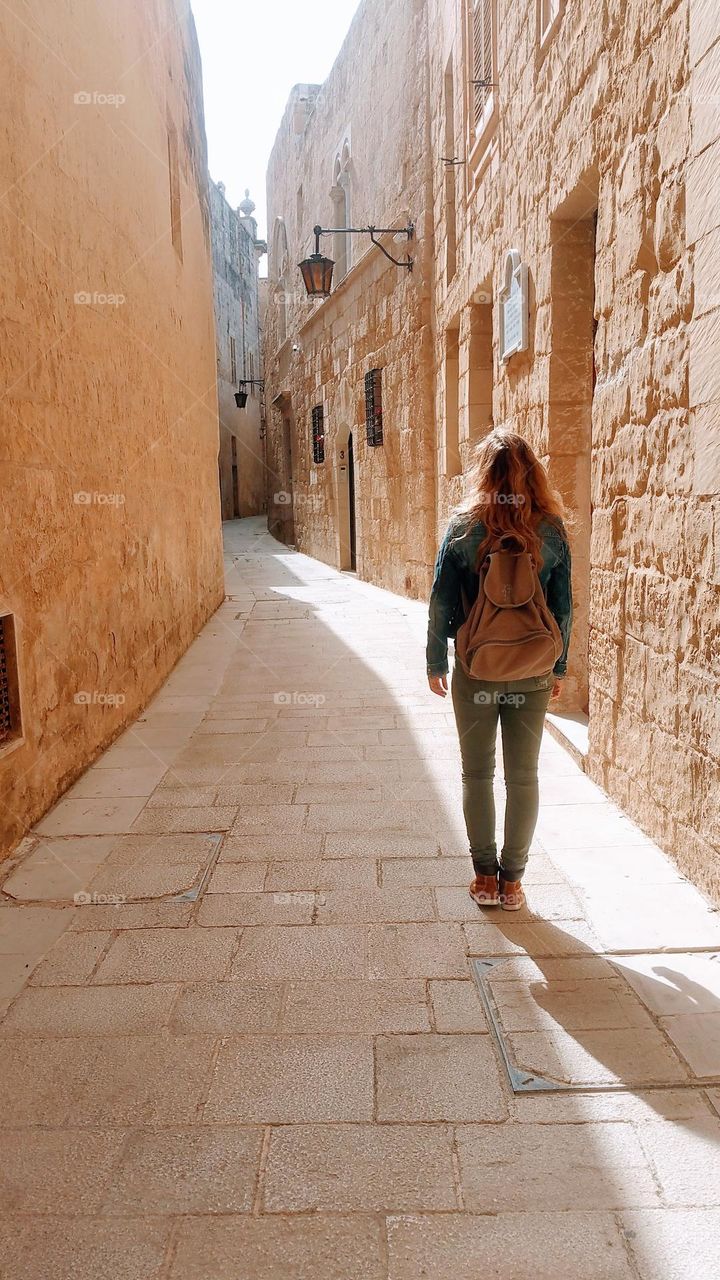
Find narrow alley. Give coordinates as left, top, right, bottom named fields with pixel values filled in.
left=2, top=519, right=720, bottom=1280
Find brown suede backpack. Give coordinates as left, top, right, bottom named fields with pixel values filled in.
left=455, top=533, right=563, bottom=681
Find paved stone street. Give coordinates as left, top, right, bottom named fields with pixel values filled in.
left=2, top=517, right=720, bottom=1280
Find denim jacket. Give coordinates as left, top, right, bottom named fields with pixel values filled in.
left=426, top=514, right=573, bottom=678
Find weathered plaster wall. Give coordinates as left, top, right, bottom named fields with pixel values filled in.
left=210, top=181, right=266, bottom=519
left=0, top=0, right=224, bottom=854
left=263, top=0, right=436, bottom=598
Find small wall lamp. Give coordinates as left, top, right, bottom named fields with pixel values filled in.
left=299, top=222, right=414, bottom=298
left=235, top=379, right=264, bottom=409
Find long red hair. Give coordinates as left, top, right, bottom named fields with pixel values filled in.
left=461, top=427, right=566, bottom=565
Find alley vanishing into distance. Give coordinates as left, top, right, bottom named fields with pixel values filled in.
left=1, top=519, right=720, bottom=1279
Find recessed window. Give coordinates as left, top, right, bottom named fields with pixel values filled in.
left=444, top=325, right=461, bottom=477
left=364, top=369, right=384, bottom=447
left=229, top=335, right=237, bottom=384
left=535, top=0, right=558, bottom=45
left=311, top=404, right=325, bottom=464
left=0, top=614, right=22, bottom=749
left=444, top=56, right=457, bottom=284
left=468, top=299, right=494, bottom=446
left=472, top=0, right=495, bottom=126
left=467, top=0, right=498, bottom=177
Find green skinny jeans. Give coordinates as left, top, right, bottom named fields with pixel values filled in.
left=451, top=663, right=554, bottom=881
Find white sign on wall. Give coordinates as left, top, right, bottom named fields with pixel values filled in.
left=499, top=249, right=529, bottom=362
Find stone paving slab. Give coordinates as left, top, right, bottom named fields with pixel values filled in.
left=203, top=1035, right=374, bottom=1123
left=0, top=1217, right=170, bottom=1280
left=456, top=1120, right=660, bottom=1210
left=94, top=926, right=238, bottom=984
left=0, top=982, right=181, bottom=1037
left=385, top=1212, right=636, bottom=1280
left=169, top=1215, right=386, bottom=1280
left=103, top=1126, right=264, bottom=1215
left=262, top=1123, right=458, bottom=1212
left=376, top=1033, right=506, bottom=1121
left=280, top=978, right=430, bottom=1034
left=620, top=1209, right=720, bottom=1280
left=2, top=518, right=720, bottom=1277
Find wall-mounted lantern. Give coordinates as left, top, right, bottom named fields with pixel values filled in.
left=299, top=222, right=414, bottom=298
left=235, top=379, right=265, bottom=409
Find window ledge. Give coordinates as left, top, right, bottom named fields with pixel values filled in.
left=0, top=734, right=25, bottom=763
left=467, top=122, right=499, bottom=196
left=536, top=0, right=566, bottom=68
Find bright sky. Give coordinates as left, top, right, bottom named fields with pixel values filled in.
left=191, top=0, right=361, bottom=247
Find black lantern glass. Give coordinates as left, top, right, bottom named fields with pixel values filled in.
left=299, top=252, right=335, bottom=298
left=234, top=388, right=248, bottom=409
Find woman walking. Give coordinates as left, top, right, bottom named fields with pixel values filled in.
left=427, top=427, right=572, bottom=912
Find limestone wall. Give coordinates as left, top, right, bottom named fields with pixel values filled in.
left=266, top=0, right=720, bottom=895
left=210, top=181, right=266, bottom=519
left=0, top=0, right=224, bottom=854
left=263, top=0, right=437, bottom=597
left=427, top=0, right=720, bottom=899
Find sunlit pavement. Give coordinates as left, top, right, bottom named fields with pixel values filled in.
left=2, top=517, right=720, bottom=1280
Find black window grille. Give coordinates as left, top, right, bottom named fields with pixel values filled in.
left=311, top=405, right=325, bottom=464
left=364, top=368, right=384, bottom=447
left=0, top=616, right=14, bottom=744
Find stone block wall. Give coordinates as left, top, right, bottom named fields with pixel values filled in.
left=263, top=0, right=436, bottom=598
left=210, top=181, right=267, bottom=519
left=429, top=0, right=720, bottom=898
left=0, top=0, right=224, bottom=854
left=265, top=0, right=720, bottom=897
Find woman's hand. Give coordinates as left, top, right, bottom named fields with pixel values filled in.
left=550, top=679, right=562, bottom=700
left=428, top=674, right=448, bottom=698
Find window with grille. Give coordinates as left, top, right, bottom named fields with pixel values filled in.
left=472, top=0, right=494, bottom=130
left=364, top=369, right=384, bottom=447
left=0, top=614, right=20, bottom=747
left=311, top=404, right=325, bottom=464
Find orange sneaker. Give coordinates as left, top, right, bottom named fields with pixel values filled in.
left=469, top=873, right=500, bottom=907
left=499, top=878, right=525, bottom=911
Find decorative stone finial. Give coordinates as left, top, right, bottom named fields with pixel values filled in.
left=239, top=188, right=256, bottom=217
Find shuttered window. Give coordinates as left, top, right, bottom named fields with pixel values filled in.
left=364, top=369, right=384, bottom=447
left=472, top=0, right=494, bottom=129
left=311, top=404, right=325, bottom=464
